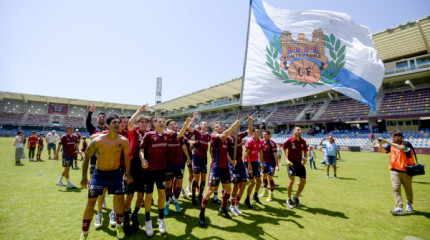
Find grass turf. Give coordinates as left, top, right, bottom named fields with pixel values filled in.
left=0, top=137, right=429, bottom=240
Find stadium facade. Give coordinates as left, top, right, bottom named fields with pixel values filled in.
left=1, top=16, right=430, bottom=153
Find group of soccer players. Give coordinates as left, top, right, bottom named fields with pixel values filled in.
left=75, top=104, right=309, bottom=240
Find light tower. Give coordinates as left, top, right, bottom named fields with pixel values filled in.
left=156, top=77, right=162, bottom=104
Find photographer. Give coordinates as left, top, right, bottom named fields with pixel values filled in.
left=379, top=131, right=415, bottom=216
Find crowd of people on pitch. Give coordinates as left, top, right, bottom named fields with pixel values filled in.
left=14, top=103, right=415, bottom=240
left=72, top=103, right=323, bottom=240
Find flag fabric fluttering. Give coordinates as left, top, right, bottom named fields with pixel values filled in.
left=241, top=0, right=385, bottom=110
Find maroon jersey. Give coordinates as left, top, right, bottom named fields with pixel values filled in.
left=210, top=134, right=229, bottom=169
left=60, top=134, right=78, bottom=157
left=244, top=137, right=263, bottom=162
left=167, top=133, right=186, bottom=167
left=128, top=127, right=148, bottom=163
left=192, top=130, right=211, bottom=159
left=38, top=137, right=44, bottom=148
left=75, top=133, right=82, bottom=143
left=28, top=136, right=38, bottom=148
left=81, top=141, right=88, bottom=152
left=140, top=131, right=168, bottom=171
left=227, top=131, right=248, bottom=163
left=262, top=139, right=277, bottom=164
left=282, top=136, right=308, bottom=162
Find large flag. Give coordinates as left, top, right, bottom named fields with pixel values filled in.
left=241, top=0, right=384, bottom=110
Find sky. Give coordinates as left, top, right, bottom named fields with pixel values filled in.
left=1, top=0, right=429, bottom=106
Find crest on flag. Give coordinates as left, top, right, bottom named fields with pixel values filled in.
left=267, top=29, right=345, bottom=87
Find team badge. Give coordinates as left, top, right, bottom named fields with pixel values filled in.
left=266, top=29, right=345, bottom=87
left=90, top=190, right=95, bottom=196
left=164, top=136, right=167, bottom=141
left=212, top=180, right=217, bottom=186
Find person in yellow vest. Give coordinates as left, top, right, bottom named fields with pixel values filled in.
left=379, top=131, right=415, bottom=216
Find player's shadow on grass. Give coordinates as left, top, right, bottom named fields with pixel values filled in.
left=405, top=210, right=430, bottom=219
left=297, top=206, right=348, bottom=219
left=337, top=177, right=356, bottom=180
left=58, top=188, right=82, bottom=193
left=165, top=200, right=304, bottom=240
left=413, top=181, right=430, bottom=185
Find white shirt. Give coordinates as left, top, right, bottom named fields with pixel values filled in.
left=46, top=133, right=60, bottom=144
left=15, top=136, right=24, bottom=148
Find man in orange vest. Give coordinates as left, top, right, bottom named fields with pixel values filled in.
left=379, top=131, right=415, bottom=216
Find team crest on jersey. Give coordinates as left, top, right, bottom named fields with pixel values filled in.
left=164, top=136, right=167, bottom=141
left=266, top=29, right=345, bottom=87
left=90, top=190, right=95, bottom=196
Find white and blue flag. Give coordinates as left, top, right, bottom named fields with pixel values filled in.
left=241, top=0, right=384, bottom=110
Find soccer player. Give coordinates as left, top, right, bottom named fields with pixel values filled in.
left=27, top=131, right=38, bottom=162
left=184, top=128, right=195, bottom=197
left=164, top=118, right=192, bottom=215
left=199, top=120, right=241, bottom=226
left=85, top=105, right=113, bottom=226
left=123, top=104, right=149, bottom=234
left=282, top=126, right=308, bottom=209
left=74, top=129, right=82, bottom=168
left=187, top=112, right=212, bottom=206
left=319, top=136, right=340, bottom=178
left=139, top=117, right=169, bottom=237
left=79, top=115, right=132, bottom=240
left=46, top=130, right=60, bottom=160
left=260, top=131, right=279, bottom=202
left=227, top=116, right=252, bottom=215
left=79, top=136, right=87, bottom=160
left=36, top=133, right=44, bottom=161
left=243, top=128, right=264, bottom=209
left=55, top=126, right=78, bottom=189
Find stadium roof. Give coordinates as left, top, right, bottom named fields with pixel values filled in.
left=0, top=91, right=146, bottom=112
left=373, top=15, right=430, bottom=62
left=151, top=78, right=242, bottom=112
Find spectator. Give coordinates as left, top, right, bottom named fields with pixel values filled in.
left=13, top=130, right=26, bottom=165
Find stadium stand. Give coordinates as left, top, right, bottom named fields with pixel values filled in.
left=267, top=104, right=306, bottom=124
left=320, top=98, right=370, bottom=120
left=379, top=88, right=430, bottom=115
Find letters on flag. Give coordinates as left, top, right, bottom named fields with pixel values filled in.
left=241, top=0, right=385, bottom=110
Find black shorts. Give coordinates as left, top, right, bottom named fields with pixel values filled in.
left=287, top=160, right=306, bottom=179
left=143, top=169, right=166, bottom=194
left=124, top=164, right=145, bottom=194
left=63, top=156, right=76, bottom=167
left=38, top=147, right=43, bottom=152
left=166, top=164, right=185, bottom=181
left=246, top=161, right=262, bottom=179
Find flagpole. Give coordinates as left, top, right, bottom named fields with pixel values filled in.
left=233, top=0, right=253, bottom=164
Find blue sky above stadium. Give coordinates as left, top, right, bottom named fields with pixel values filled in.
left=1, top=0, right=429, bottom=106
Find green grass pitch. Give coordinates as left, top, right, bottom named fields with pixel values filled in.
left=0, top=137, right=429, bottom=240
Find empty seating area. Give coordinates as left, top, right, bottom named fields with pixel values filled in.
left=379, top=88, right=430, bottom=116
left=1, top=99, right=25, bottom=113
left=0, top=112, right=24, bottom=125
left=320, top=99, right=369, bottom=120
left=267, top=104, right=306, bottom=123
left=253, top=108, right=273, bottom=120
left=25, top=114, right=50, bottom=127
left=63, top=116, right=85, bottom=128
left=306, top=102, right=324, bottom=114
